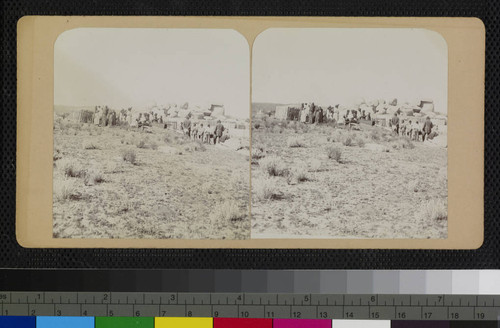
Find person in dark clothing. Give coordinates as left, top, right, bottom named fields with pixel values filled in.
left=310, top=106, right=316, bottom=124
left=191, top=123, right=198, bottom=140
left=213, top=120, right=225, bottom=144
left=315, top=107, right=323, bottom=124
left=198, top=123, right=204, bottom=141
left=422, top=116, right=434, bottom=141
left=182, top=117, right=192, bottom=137
left=390, top=112, right=400, bottom=135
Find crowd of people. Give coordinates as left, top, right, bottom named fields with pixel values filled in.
left=88, top=106, right=232, bottom=145
left=293, top=103, right=373, bottom=125
left=298, top=103, right=337, bottom=124
left=292, top=103, right=438, bottom=142
left=389, top=113, right=437, bottom=141
left=180, top=117, right=228, bottom=145
left=91, top=106, right=167, bottom=127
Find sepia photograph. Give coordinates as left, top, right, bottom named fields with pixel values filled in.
left=17, top=17, right=484, bottom=248
left=251, top=28, right=448, bottom=239
left=52, top=28, right=251, bottom=239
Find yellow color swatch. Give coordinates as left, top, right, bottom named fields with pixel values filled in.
left=155, top=317, right=213, bottom=328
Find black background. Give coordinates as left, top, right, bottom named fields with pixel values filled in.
left=1, top=0, right=497, bottom=270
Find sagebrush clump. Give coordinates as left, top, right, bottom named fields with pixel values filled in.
left=416, top=199, right=447, bottom=222
left=289, top=165, right=309, bottom=183
left=84, top=168, right=105, bottom=186
left=253, top=178, right=282, bottom=201
left=57, top=158, right=86, bottom=178
left=209, top=200, right=246, bottom=224
left=121, top=150, right=137, bottom=164
left=370, top=129, right=382, bottom=141
left=82, top=140, right=99, bottom=150
left=287, top=136, right=306, bottom=148
left=53, top=179, right=81, bottom=201
left=392, top=137, right=415, bottom=150
left=342, top=135, right=354, bottom=146
left=356, top=136, right=365, bottom=147
left=259, top=156, right=288, bottom=177
left=251, top=147, right=265, bottom=160
left=327, top=146, right=342, bottom=162
left=136, top=139, right=147, bottom=149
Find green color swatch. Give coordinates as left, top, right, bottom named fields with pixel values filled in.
left=95, top=317, right=154, bottom=328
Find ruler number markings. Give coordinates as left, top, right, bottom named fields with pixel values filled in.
left=0, top=292, right=499, bottom=320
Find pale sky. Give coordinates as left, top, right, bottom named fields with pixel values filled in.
left=252, top=28, right=448, bottom=113
left=54, top=28, right=250, bottom=118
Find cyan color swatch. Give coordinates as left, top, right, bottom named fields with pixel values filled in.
left=36, top=316, right=95, bottom=328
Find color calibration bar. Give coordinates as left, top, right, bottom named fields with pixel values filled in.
left=2, top=270, right=500, bottom=294
left=2, top=317, right=500, bottom=328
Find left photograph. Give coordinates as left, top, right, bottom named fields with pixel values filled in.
left=52, top=28, right=251, bottom=239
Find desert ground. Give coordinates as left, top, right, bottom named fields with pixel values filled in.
left=251, top=119, right=447, bottom=239
left=53, top=119, right=250, bottom=239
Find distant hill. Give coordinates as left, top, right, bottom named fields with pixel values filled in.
left=54, top=105, right=96, bottom=116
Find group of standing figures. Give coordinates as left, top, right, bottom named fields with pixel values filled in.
left=389, top=113, right=437, bottom=142
left=293, top=103, right=439, bottom=143
left=296, top=103, right=373, bottom=125
left=92, top=106, right=168, bottom=127
left=180, top=117, right=228, bottom=145
left=299, top=103, right=335, bottom=124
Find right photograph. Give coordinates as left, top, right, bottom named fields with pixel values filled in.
left=251, top=28, right=448, bottom=239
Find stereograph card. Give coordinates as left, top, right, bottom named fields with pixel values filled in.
left=16, top=16, right=484, bottom=249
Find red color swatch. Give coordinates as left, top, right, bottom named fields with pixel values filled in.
left=214, top=318, right=273, bottom=328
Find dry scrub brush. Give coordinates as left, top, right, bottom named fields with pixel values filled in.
left=251, top=146, right=265, bottom=160
left=356, top=137, right=365, bottom=147
left=183, top=140, right=206, bottom=152
left=84, top=168, right=105, bottom=186
left=416, top=199, right=447, bottom=222
left=259, top=156, right=288, bottom=177
left=209, top=200, right=246, bottom=224
left=121, top=149, right=137, bottom=165
left=253, top=177, right=282, bottom=201
left=53, top=148, right=62, bottom=162
left=53, top=179, right=82, bottom=202
left=206, top=200, right=249, bottom=239
left=287, top=136, right=306, bottom=148
left=57, top=158, right=86, bottom=178
left=407, top=179, right=422, bottom=193
left=251, top=147, right=266, bottom=165
left=163, top=131, right=191, bottom=146
left=391, top=137, right=415, bottom=150
left=340, top=132, right=365, bottom=147
left=288, top=164, right=309, bottom=184
left=194, top=140, right=206, bottom=152
left=150, top=142, right=159, bottom=150
left=329, top=129, right=346, bottom=143
left=327, top=146, right=342, bottom=162
left=342, top=135, right=354, bottom=146
left=82, top=140, right=100, bottom=150
left=370, top=129, right=382, bottom=141
left=136, top=139, right=147, bottom=149
left=136, top=138, right=159, bottom=150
